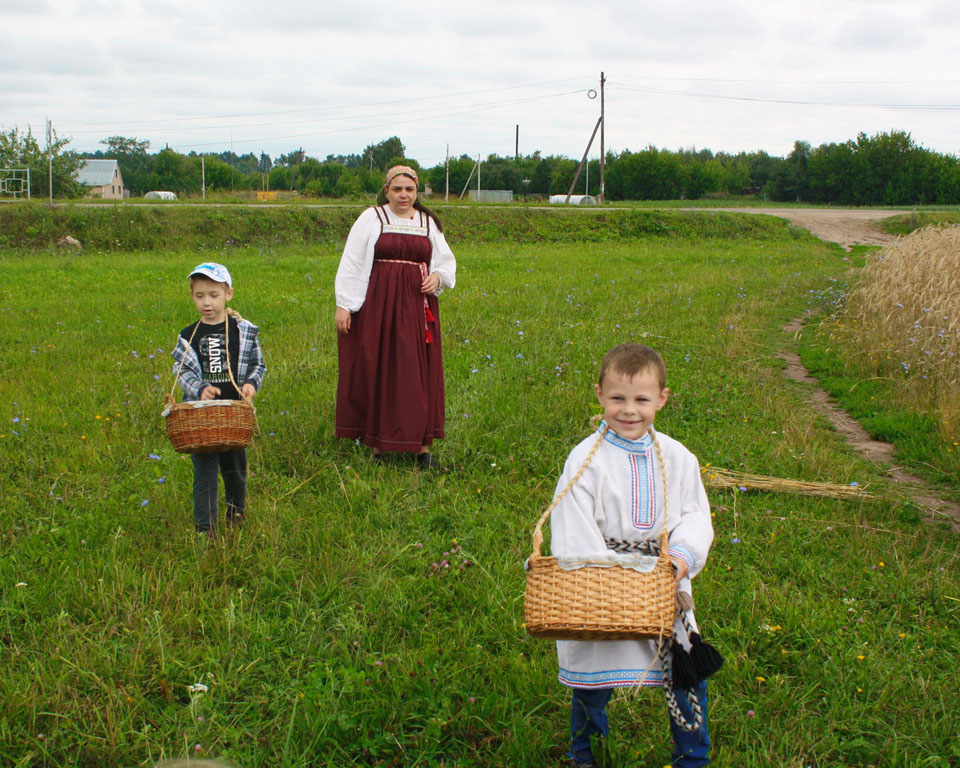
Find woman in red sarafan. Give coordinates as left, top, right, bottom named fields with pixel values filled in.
left=334, top=166, right=457, bottom=468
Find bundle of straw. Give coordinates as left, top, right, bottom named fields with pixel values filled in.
left=701, top=466, right=872, bottom=500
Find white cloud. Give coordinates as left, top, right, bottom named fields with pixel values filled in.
left=2, top=0, right=958, bottom=160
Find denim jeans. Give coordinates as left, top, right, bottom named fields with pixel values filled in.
left=191, top=448, right=247, bottom=531
left=569, top=680, right=710, bottom=766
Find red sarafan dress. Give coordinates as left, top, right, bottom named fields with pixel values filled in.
left=335, top=205, right=457, bottom=452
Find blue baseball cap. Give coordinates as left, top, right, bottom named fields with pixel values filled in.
left=188, top=262, right=232, bottom=287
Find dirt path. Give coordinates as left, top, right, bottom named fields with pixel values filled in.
left=764, top=206, right=960, bottom=529
left=704, top=207, right=910, bottom=249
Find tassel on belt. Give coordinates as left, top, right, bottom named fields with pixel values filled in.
left=384, top=259, right=435, bottom=343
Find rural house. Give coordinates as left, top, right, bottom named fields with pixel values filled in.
left=76, top=159, right=126, bottom=199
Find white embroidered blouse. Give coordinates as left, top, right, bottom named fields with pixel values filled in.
left=549, top=424, right=714, bottom=688
left=334, top=206, right=457, bottom=312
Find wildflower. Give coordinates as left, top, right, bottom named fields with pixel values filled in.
left=756, top=676, right=766, bottom=683
left=147, top=453, right=161, bottom=460
left=157, top=477, right=165, bottom=483
left=731, top=537, right=741, bottom=544
left=141, top=500, right=149, bottom=507
left=747, top=710, right=755, bottom=718
left=856, top=655, right=865, bottom=661
left=738, top=486, right=747, bottom=492
left=12, top=417, right=19, bottom=423
left=188, top=683, right=209, bottom=693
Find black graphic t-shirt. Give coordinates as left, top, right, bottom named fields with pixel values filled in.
left=181, top=317, right=242, bottom=399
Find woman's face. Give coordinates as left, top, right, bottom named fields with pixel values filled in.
left=384, top=175, right=418, bottom=215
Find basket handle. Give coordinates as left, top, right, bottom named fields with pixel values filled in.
left=168, top=309, right=250, bottom=404
left=531, top=425, right=670, bottom=564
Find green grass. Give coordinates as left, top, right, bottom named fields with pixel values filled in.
left=0, top=202, right=806, bottom=252
left=1, top=214, right=958, bottom=767
left=880, top=211, right=960, bottom=235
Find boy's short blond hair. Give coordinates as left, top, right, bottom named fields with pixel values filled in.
left=598, top=344, right=667, bottom=390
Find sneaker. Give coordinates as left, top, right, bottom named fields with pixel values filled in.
left=196, top=527, right=215, bottom=539
left=416, top=452, right=436, bottom=470
left=226, top=512, right=245, bottom=525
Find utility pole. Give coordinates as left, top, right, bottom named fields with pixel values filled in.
left=46, top=117, right=53, bottom=203
left=445, top=144, right=449, bottom=202
left=515, top=124, right=519, bottom=161
left=201, top=155, right=206, bottom=200
left=599, top=71, right=605, bottom=204
left=565, top=116, right=602, bottom=204
left=477, top=153, right=481, bottom=196
left=458, top=156, right=479, bottom=199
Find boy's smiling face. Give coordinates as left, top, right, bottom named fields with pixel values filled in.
left=595, top=367, right=668, bottom=441
left=190, top=276, right=234, bottom=325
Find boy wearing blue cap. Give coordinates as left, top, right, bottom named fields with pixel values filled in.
left=171, top=263, right=266, bottom=536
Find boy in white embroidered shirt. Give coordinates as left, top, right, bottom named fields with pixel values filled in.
left=550, top=344, right=715, bottom=767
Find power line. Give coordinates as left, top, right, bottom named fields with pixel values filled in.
left=165, top=90, right=585, bottom=151
left=614, top=74, right=960, bottom=86
left=55, top=77, right=594, bottom=129
left=609, top=82, right=960, bottom=110
left=64, top=89, right=589, bottom=136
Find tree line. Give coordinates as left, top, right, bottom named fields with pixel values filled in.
left=2, top=127, right=959, bottom=205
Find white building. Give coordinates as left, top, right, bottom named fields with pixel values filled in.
left=549, top=194, right=598, bottom=206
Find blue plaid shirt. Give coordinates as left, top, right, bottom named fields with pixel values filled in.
left=171, top=316, right=266, bottom=400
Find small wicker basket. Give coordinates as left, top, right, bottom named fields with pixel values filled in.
left=163, top=311, right=256, bottom=454
left=164, top=398, right=255, bottom=454
left=524, top=426, right=676, bottom=640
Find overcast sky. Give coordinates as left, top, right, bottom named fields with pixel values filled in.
left=4, top=0, right=960, bottom=166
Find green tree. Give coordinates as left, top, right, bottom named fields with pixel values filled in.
left=267, top=165, right=293, bottom=191
left=765, top=141, right=811, bottom=202
left=196, top=155, right=245, bottom=191
left=361, top=137, right=405, bottom=172
left=427, top=155, right=476, bottom=198
left=145, top=149, right=200, bottom=195
left=333, top=167, right=376, bottom=197
left=0, top=126, right=84, bottom=198
left=98, top=135, right=152, bottom=195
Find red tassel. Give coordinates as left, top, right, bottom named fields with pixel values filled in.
left=425, top=306, right=435, bottom=323
left=425, top=328, right=434, bottom=344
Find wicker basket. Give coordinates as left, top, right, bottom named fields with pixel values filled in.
left=164, top=398, right=256, bottom=454
left=164, top=311, right=256, bottom=454
left=524, top=427, right=676, bottom=640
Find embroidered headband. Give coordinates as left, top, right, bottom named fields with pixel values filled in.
left=384, top=165, right=418, bottom=187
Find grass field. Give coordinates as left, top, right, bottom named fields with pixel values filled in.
left=1, top=211, right=958, bottom=767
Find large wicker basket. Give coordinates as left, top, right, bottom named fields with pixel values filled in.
left=164, top=398, right=256, bottom=454
left=164, top=311, right=256, bottom=454
left=524, top=427, right=676, bottom=640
